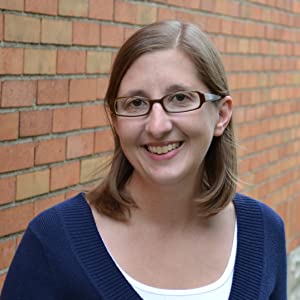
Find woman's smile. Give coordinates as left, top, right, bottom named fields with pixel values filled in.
left=145, top=142, right=182, bottom=155
left=142, top=141, right=184, bottom=162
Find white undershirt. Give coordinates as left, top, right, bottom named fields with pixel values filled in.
left=106, top=222, right=237, bottom=300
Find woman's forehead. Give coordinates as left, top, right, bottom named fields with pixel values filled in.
left=117, top=49, right=207, bottom=97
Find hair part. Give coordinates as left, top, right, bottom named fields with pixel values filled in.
left=87, top=20, right=238, bottom=221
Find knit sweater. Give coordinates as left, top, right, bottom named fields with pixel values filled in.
left=1, top=193, right=287, bottom=300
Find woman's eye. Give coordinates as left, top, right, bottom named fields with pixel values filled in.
left=124, top=97, right=148, bottom=110
left=170, top=93, right=192, bottom=104
left=174, top=93, right=188, bottom=102
left=130, top=98, right=144, bottom=107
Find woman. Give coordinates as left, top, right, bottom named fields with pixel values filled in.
left=1, top=20, right=286, bottom=300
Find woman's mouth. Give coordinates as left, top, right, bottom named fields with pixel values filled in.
left=145, top=142, right=182, bottom=155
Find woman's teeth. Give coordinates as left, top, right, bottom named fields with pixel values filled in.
left=147, top=142, right=180, bottom=155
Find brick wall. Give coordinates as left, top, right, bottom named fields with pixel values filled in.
left=0, top=0, right=300, bottom=290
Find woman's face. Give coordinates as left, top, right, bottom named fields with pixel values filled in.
left=113, top=49, right=232, bottom=187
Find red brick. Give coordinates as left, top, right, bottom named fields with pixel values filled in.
left=164, top=0, right=183, bottom=6
left=82, top=104, right=108, bottom=128
left=295, top=44, right=300, bottom=56
left=293, top=1, right=300, bottom=13
left=59, top=0, right=88, bottom=17
left=199, top=0, right=216, bottom=12
left=57, top=50, right=86, bottom=74
left=86, top=51, right=112, bottom=74
left=157, top=8, right=176, bottom=21
left=114, top=0, right=137, bottom=24
left=20, top=110, right=52, bottom=137
left=175, top=11, right=197, bottom=25
left=41, top=19, right=72, bottom=45
left=37, top=79, right=69, bottom=104
left=96, top=77, right=109, bottom=99
left=69, top=78, right=97, bottom=102
left=94, top=129, right=114, bottom=153
left=169, top=0, right=199, bottom=8
left=35, top=137, right=66, bottom=165
left=212, top=35, right=225, bottom=53
left=0, top=14, right=3, bottom=41
left=250, top=40, right=262, bottom=55
left=239, top=38, right=250, bottom=53
left=0, top=112, right=19, bottom=141
left=101, top=24, right=124, bottom=47
left=260, top=40, right=270, bottom=55
left=25, top=0, right=58, bottom=15
left=1, top=80, right=36, bottom=107
left=0, top=238, right=16, bottom=269
left=52, top=107, right=81, bottom=133
left=225, top=37, right=239, bottom=53
left=205, top=15, right=221, bottom=33
left=0, top=202, right=34, bottom=236
left=231, top=20, right=244, bottom=36
left=73, top=21, right=100, bottom=46
left=136, top=4, right=157, bottom=25
left=183, top=0, right=200, bottom=9
left=0, top=142, right=34, bottom=173
left=0, top=0, right=24, bottom=10
left=4, top=14, right=40, bottom=43
left=124, top=27, right=138, bottom=41
left=215, top=0, right=229, bottom=14
left=34, top=193, right=65, bottom=216
left=16, top=169, right=50, bottom=200
left=80, top=155, right=110, bottom=183
left=0, top=274, right=6, bottom=291
left=293, top=196, right=300, bottom=233
left=0, top=48, right=23, bottom=75
left=89, top=0, right=113, bottom=20
left=220, top=19, right=233, bottom=35
left=228, top=1, right=240, bottom=17
left=65, top=188, right=81, bottom=199
left=0, top=176, right=16, bottom=204
left=233, top=107, right=245, bottom=124
left=16, top=234, right=23, bottom=247
left=1, top=82, right=2, bottom=106
left=67, top=132, right=94, bottom=159
left=50, top=161, right=80, bottom=191
left=24, top=49, right=56, bottom=74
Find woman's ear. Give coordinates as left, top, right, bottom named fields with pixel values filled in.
left=214, top=96, right=233, bottom=137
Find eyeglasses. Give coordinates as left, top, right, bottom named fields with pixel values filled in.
left=113, top=91, right=222, bottom=117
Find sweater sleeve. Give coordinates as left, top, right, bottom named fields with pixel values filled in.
left=1, top=226, right=60, bottom=300
left=270, top=216, right=287, bottom=300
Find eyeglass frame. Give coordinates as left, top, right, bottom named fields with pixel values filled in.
left=113, top=90, right=223, bottom=117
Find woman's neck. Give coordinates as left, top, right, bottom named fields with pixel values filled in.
left=125, top=172, right=205, bottom=232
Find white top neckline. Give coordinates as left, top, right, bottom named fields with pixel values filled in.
left=107, top=221, right=237, bottom=296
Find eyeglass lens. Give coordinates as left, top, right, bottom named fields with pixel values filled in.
left=115, top=91, right=202, bottom=116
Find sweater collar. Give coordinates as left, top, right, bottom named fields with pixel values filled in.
left=60, top=193, right=264, bottom=300
left=229, top=193, right=264, bottom=299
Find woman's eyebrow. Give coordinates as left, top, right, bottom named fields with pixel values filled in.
left=165, top=84, right=193, bottom=93
left=119, top=84, right=193, bottom=98
left=119, top=89, right=148, bottom=97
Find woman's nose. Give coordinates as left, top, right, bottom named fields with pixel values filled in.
left=145, top=103, right=173, bottom=139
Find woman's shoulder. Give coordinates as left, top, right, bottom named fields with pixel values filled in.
left=28, top=192, right=90, bottom=236
left=233, top=193, right=285, bottom=235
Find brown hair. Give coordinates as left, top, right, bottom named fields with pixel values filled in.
left=87, top=20, right=237, bottom=220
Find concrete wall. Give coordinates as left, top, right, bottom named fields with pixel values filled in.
left=288, top=246, right=300, bottom=299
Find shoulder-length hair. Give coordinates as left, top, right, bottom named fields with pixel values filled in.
left=87, top=20, right=237, bottom=221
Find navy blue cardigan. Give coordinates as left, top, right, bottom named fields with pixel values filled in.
left=1, top=193, right=287, bottom=299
